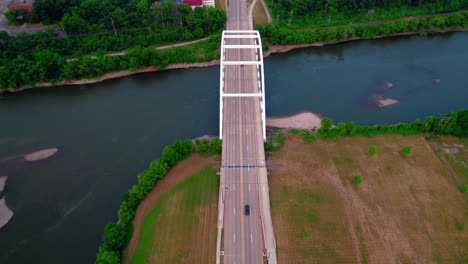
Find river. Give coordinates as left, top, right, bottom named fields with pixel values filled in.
left=0, top=32, right=467, bottom=263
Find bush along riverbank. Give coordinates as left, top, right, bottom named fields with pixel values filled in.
left=265, top=109, right=468, bottom=152
left=95, top=137, right=221, bottom=264
left=257, top=11, right=468, bottom=45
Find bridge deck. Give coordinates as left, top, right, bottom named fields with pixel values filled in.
left=216, top=0, right=276, bottom=263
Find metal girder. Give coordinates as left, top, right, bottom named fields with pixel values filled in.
left=223, top=61, right=262, bottom=65
left=223, top=45, right=261, bottom=49
left=219, top=30, right=266, bottom=141
left=222, top=93, right=263, bottom=97
left=223, top=35, right=259, bottom=38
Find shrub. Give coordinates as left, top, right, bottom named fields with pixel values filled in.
left=95, top=244, right=120, bottom=264
left=368, top=145, right=377, bottom=155
left=461, top=185, right=468, bottom=193
left=264, top=131, right=285, bottom=152
left=401, top=146, right=412, bottom=156
left=456, top=221, right=465, bottom=230
left=352, top=175, right=362, bottom=185
left=300, top=130, right=316, bottom=143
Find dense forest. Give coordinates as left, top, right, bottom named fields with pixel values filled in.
left=269, top=0, right=468, bottom=27
left=0, top=0, right=226, bottom=89
left=258, top=11, right=468, bottom=44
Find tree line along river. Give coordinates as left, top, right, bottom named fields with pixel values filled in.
left=0, top=32, right=467, bottom=263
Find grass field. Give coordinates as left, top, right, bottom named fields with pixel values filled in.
left=268, top=134, right=468, bottom=263
left=123, top=154, right=219, bottom=264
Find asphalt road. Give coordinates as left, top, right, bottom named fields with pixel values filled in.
left=219, top=0, right=274, bottom=263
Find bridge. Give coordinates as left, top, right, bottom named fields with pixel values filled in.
left=215, top=0, right=277, bottom=263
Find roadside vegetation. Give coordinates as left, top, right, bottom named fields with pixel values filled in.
left=95, top=137, right=221, bottom=264
left=0, top=1, right=226, bottom=89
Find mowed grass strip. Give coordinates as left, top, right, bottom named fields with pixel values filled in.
left=131, top=167, right=219, bottom=264
left=268, top=134, right=468, bottom=263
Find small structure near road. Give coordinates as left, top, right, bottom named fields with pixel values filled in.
left=181, top=0, right=215, bottom=9
left=8, top=0, right=35, bottom=13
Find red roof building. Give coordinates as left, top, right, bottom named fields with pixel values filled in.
left=8, top=0, right=35, bottom=13
left=183, top=0, right=203, bottom=7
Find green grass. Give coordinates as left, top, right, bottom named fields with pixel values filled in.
left=401, top=146, right=413, bottom=156
left=131, top=167, right=218, bottom=263
left=368, top=145, right=377, bottom=155
left=352, top=175, right=362, bottom=185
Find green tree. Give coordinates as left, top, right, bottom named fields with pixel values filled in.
left=95, top=244, right=120, bottom=264
left=61, top=13, right=89, bottom=34
left=4, top=8, right=29, bottom=25
left=321, top=117, right=333, bottom=130
left=104, top=223, right=128, bottom=251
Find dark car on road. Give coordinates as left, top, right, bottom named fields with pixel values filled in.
left=245, top=205, right=250, bottom=216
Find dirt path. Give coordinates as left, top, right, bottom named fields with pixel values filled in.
left=66, top=37, right=210, bottom=62
left=122, top=154, right=217, bottom=264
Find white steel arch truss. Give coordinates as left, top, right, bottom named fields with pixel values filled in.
left=219, top=30, right=266, bottom=141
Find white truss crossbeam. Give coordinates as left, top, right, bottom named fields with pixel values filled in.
left=224, top=45, right=261, bottom=49
left=219, top=30, right=266, bottom=141
left=223, top=61, right=262, bottom=65
left=223, top=30, right=259, bottom=33
left=222, top=93, right=263, bottom=97
left=223, top=35, right=260, bottom=39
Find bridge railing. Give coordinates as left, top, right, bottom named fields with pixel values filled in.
left=219, top=30, right=266, bottom=141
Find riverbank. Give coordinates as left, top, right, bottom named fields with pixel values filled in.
left=263, top=27, right=468, bottom=56
left=1, top=28, right=467, bottom=94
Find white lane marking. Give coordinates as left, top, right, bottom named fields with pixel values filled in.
left=234, top=233, right=236, bottom=242
left=250, top=233, right=253, bottom=243
left=246, top=129, right=249, bottom=135
left=233, top=207, right=236, bottom=216
left=233, top=185, right=236, bottom=191
left=248, top=184, right=251, bottom=192
left=247, top=145, right=249, bottom=152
